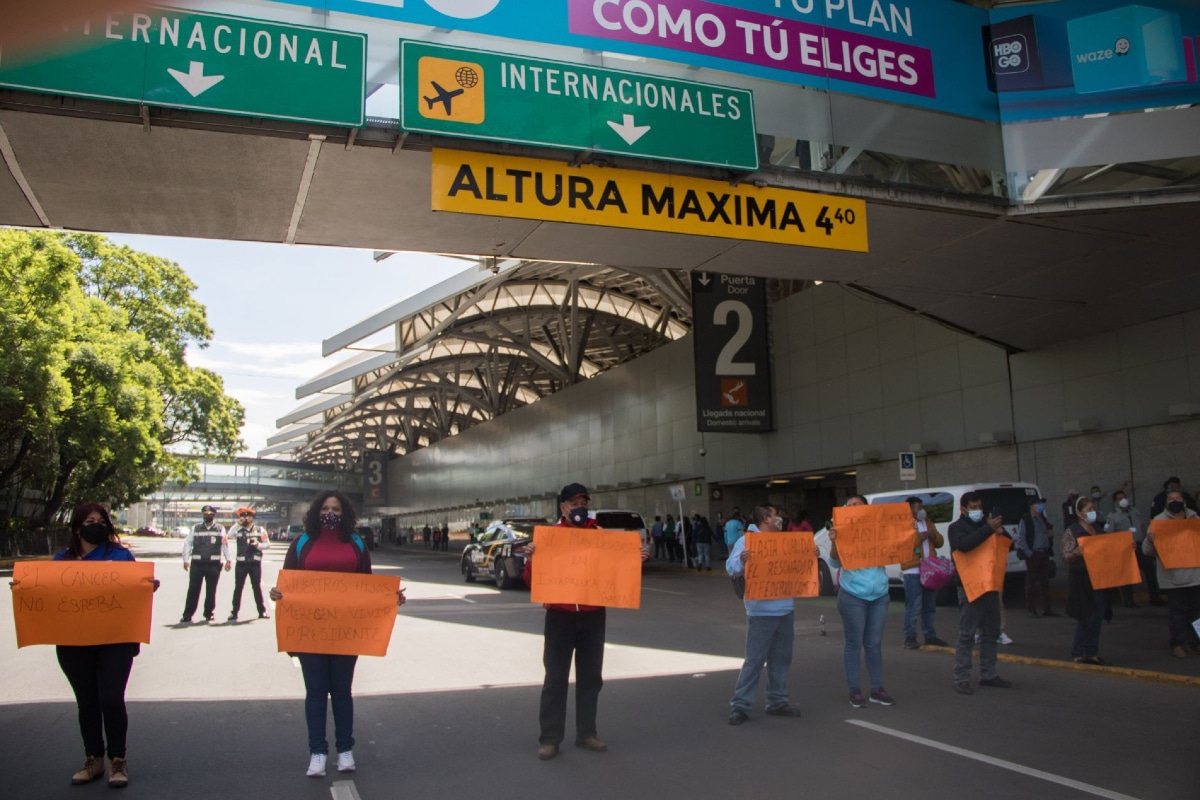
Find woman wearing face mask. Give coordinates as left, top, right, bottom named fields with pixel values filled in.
left=30, top=503, right=159, bottom=788
left=899, top=496, right=947, bottom=649
left=828, top=495, right=896, bottom=708
left=1062, top=498, right=1114, bottom=665
left=1144, top=490, right=1200, bottom=658
left=1104, top=490, right=1147, bottom=609
left=270, top=490, right=405, bottom=778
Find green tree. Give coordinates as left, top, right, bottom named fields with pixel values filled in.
left=0, top=231, right=245, bottom=526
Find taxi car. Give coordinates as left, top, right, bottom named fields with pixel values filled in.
left=460, top=518, right=546, bottom=589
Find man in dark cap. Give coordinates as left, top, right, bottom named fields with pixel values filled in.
left=522, top=483, right=647, bottom=761
left=181, top=504, right=230, bottom=624
left=228, top=507, right=270, bottom=622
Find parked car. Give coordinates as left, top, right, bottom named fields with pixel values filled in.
left=590, top=509, right=650, bottom=545
left=813, top=482, right=1042, bottom=600
left=356, top=526, right=378, bottom=550
left=460, top=518, right=546, bottom=589
left=135, top=526, right=165, bottom=537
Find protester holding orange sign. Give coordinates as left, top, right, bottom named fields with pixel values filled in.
left=1145, top=490, right=1200, bottom=658
left=521, top=483, right=649, bottom=762
left=829, top=502, right=914, bottom=570
left=1076, top=531, right=1141, bottom=591
left=828, top=496, right=896, bottom=709
left=269, top=491, right=406, bottom=779
left=948, top=492, right=1013, bottom=695
left=8, top=503, right=160, bottom=789
left=1062, top=497, right=1121, bottom=666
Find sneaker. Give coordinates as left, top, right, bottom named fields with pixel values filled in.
left=108, top=757, right=128, bottom=788
left=954, top=681, right=974, bottom=695
left=1027, top=610, right=1041, bottom=618
left=178, top=617, right=192, bottom=625
left=998, top=632, right=1014, bottom=645
left=536, top=744, right=559, bottom=760
left=227, top=613, right=238, bottom=622
left=336, top=751, right=356, bottom=772
left=259, top=612, right=271, bottom=619
left=869, top=688, right=896, bottom=706
left=924, top=637, right=949, bottom=647
left=728, top=709, right=750, bottom=726
left=903, top=639, right=920, bottom=650
left=765, top=704, right=802, bottom=718
left=979, top=676, right=1013, bottom=688
left=71, top=755, right=105, bottom=785
left=575, top=736, right=607, bottom=752
left=849, top=689, right=866, bottom=708
left=307, top=753, right=327, bottom=777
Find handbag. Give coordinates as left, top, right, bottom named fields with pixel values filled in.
left=919, top=556, right=956, bottom=591
left=731, top=574, right=746, bottom=599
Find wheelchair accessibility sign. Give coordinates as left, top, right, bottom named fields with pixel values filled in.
left=899, top=452, right=917, bottom=482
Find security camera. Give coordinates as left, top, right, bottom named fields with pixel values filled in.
left=698, top=447, right=707, bottom=457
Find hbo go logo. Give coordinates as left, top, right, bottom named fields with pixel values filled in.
left=992, top=34, right=1028, bottom=73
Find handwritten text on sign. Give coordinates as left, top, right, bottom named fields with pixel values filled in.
left=530, top=526, right=643, bottom=609
left=1147, top=519, right=1200, bottom=570
left=744, top=532, right=818, bottom=600
left=831, top=503, right=914, bottom=570
left=12, top=561, right=154, bottom=647
left=275, top=570, right=400, bottom=657
left=952, top=533, right=1010, bottom=603
left=1078, top=532, right=1141, bottom=591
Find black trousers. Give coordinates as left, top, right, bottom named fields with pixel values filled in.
left=1165, top=586, right=1200, bottom=648
left=232, top=561, right=266, bottom=616
left=183, top=561, right=222, bottom=620
left=56, top=644, right=138, bottom=759
left=1122, top=546, right=1162, bottom=603
left=539, top=608, right=606, bottom=745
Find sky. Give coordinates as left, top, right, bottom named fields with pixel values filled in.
left=107, top=234, right=468, bottom=458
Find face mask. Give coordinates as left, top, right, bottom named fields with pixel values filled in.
left=1091, top=492, right=1102, bottom=501
left=567, top=507, right=589, bottom=527
left=1167, top=501, right=1185, bottom=514
left=319, top=511, right=342, bottom=529
left=203, top=516, right=214, bottom=525
left=80, top=522, right=108, bottom=545
left=916, top=509, right=927, bottom=521
left=1118, top=499, right=1129, bottom=509
left=1084, top=511, right=1097, bottom=523
left=967, top=509, right=984, bottom=522
left=1036, top=503, right=1045, bottom=514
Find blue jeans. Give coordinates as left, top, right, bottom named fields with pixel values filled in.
left=837, top=591, right=889, bottom=691
left=1071, top=591, right=1107, bottom=659
left=730, top=612, right=794, bottom=712
left=696, top=542, right=711, bottom=569
left=902, top=573, right=938, bottom=642
left=298, top=653, right=358, bottom=755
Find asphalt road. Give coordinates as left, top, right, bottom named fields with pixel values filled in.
left=2, top=540, right=1197, bottom=800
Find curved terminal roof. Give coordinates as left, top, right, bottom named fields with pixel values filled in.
left=265, top=259, right=694, bottom=467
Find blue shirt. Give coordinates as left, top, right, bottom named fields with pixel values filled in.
left=828, top=555, right=888, bottom=601
left=724, top=518, right=745, bottom=547
left=726, top=530, right=794, bottom=617
left=54, top=542, right=136, bottom=561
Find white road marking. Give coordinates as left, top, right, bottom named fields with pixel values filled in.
left=330, top=779, right=362, bottom=800
left=642, top=587, right=687, bottom=595
left=846, top=720, right=1140, bottom=800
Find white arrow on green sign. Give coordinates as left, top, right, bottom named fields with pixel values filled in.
left=401, top=40, right=758, bottom=171
left=0, top=7, right=365, bottom=127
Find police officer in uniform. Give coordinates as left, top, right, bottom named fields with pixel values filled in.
left=181, top=504, right=231, bottom=624
left=228, top=507, right=270, bottom=622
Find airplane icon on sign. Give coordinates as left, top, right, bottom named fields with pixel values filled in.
left=424, top=81, right=464, bottom=115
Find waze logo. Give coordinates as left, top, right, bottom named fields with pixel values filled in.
left=1114, top=37, right=1131, bottom=56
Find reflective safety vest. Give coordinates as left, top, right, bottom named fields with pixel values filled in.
left=190, top=525, right=225, bottom=562
left=234, top=526, right=266, bottom=561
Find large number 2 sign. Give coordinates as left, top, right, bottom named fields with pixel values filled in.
left=713, top=300, right=756, bottom=376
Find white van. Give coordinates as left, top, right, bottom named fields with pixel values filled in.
left=814, top=482, right=1042, bottom=597
left=590, top=509, right=650, bottom=546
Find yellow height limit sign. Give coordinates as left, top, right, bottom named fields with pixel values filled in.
left=431, top=149, right=868, bottom=253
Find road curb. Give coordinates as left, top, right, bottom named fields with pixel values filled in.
left=921, top=644, right=1200, bottom=687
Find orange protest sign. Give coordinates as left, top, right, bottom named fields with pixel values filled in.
left=11, top=561, right=155, bottom=648
left=744, top=532, right=818, bottom=600
left=275, top=570, right=400, bottom=657
left=951, top=534, right=1010, bottom=603
left=1147, top=518, right=1200, bottom=569
left=528, top=526, right=642, bottom=609
left=831, top=503, right=914, bottom=570
left=1077, top=531, right=1141, bottom=590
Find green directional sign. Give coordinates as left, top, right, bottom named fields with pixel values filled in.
left=0, top=7, right=365, bottom=127
left=400, top=40, right=758, bottom=171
